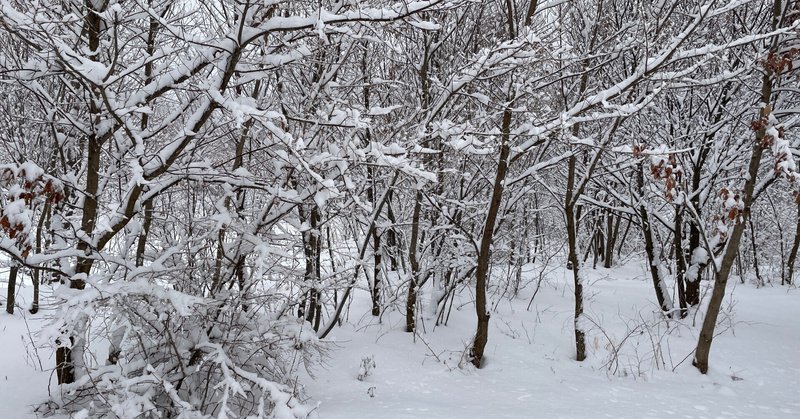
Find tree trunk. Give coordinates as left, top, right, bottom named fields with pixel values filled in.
left=135, top=199, right=154, bottom=267
left=300, top=206, right=322, bottom=328
left=787, top=201, right=800, bottom=285
left=470, top=104, right=512, bottom=368
left=637, top=162, right=673, bottom=316
left=674, top=204, right=688, bottom=318
left=367, top=169, right=382, bottom=317
left=685, top=145, right=708, bottom=306
left=566, top=154, right=586, bottom=362
left=748, top=215, right=764, bottom=287
left=5, top=266, right=18, bottom=315
left=385, top=190, right=400, bottom=272
left=57, top=14, right=102, bottom=376
left=616, top=216, right=632, bottom=260
left=686, top=217, right=703, bottom=306
left=29, top=200, right=50, bottom=314
left=406, top=191, right=423, bottom=333
left=693, top=68, right=771, bottom=373
left=604, top=210, right=620, bottom=268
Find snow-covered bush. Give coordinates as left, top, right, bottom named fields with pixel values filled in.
left=41, top=279, right=320, bottom=419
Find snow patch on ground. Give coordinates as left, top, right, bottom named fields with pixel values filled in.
left=0, top=274, right=58, bottom=418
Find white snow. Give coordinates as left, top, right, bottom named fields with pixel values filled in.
left=2, top=260, right=800, bottom=418
left=299, top=261, right=800, bottom=418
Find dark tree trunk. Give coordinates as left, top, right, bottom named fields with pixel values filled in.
left=5, top=266, right=18, bottom=315
left=674, top=205, right=688, bottom=318
left=300, top=206, right=322, bottom=328
left=637, top=163, right=673, bottom=316
left=471, top=104, right=512, bottom=368
left=531, top=194, right=542, bottom=264
left=30, top=201, right=50, bottom=314
left=685, top=166, right=704, bottom=306
left=686, top=219, right=702, bottom=306
left=787, top=201, right=800, bottom=285
left=406, top=191, right=422, bottom=333
left=56, top=274, right=86, bottom=384
left=371, top=225, right=382, bottom=316
left=135, top=199, right=154, bottom=267
left=604, top=210, right=620, bottom=268
left=56, top=341, right=74, bottom=385
left=30, top=267, right=39, bottom=315
left=694, top=67, right=771, bottom=373
left=366, top=167, right=382, bottom=317
left=566, top=155, right=586, bottom=362
left=616, top=216, right=632, bottom=260
left=385, top=190, right=400, bottom=272
left=748, top=215, right=764, bottom=287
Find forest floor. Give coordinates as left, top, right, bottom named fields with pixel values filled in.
left=305, top=261, right=800, bottom=418
left=1, top=260, right=799, bottom=418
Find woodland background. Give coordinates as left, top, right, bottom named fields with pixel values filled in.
left=1, top=0, right=799, bottom=417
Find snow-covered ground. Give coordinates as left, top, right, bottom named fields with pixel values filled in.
left=306, top=262, right=800, bottom=419
left=0, top=272, right=55, bottom=418
left=2, top=261, right=799, bottom=418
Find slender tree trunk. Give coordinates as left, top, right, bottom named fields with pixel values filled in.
left=693, top=67, right=771, bottom=373
left=30, top=268, right=39, bottom=315
left=615, top=216, right=631, bottom=259
left=604, top=210, right=620, bottom=268
left=686, top=219, right=703, bottom=305
left=566, top=154, right=586, bottom=362
left=560, top=2, right=606, bottom=360
left=674, top=204, right=688, bottom=318
left=366, top=168, right=382, bottom=316
left=371, top=223, right=382, bottom=317
left=135, top=199, right=153, bottom=267
left=30, top=201, right=50, bottom=314
left=385, top=190, right=400, bottom=271
left=57, top=0, right=105, bottom=381
left=470, top=104, right=512, bottom=368
left=685, top=148, right=708, bottom=306
left=471, top=4, right=524, bottom=365
left=5, top=266, right=18, bottom=314
left=57, top=135, right=100, bottom=385
left=134, top=2, right=160, bottom=269
left=531, top=194, right=542, bottom=264
left=748, top=215, right=764, bottom=287
left=300, top=206, right=322, bottom=327
left=595, top=215, right=605, bottom=267
left=787, top=201, right=800, bottom=285
left=406, top=191, right=423, bottom=333
left=637, top=163, right=673, bottom=316
left=735, top=250, right=744, bottom=281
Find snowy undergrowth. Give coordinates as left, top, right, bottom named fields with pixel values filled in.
left=1, top=272, right=318, bottom=419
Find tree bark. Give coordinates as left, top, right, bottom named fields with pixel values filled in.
left=786, top=201, right=800, bottom=285
left=674, top=204, right=688, bottom=318
left=406, top=191, right=422, bottom=333
left=5, top=266, right=18, bottom=315
left=637, top=162, right=673, bottom=316
left=56, top=0, right=104, bottom=384
left=604, top=210, right=620, bottom=268
left=299, top=205, right=322, bottom=328
left=693, top=68, right=771, bottom=373
left=747, top=215, right=764, bottom=287
left=470, top=105, right=512, bottom=368
left=566, top=153, right=586, bottom=362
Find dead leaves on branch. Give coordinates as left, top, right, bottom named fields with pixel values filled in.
left=0, top=163, right=64, bottom=258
